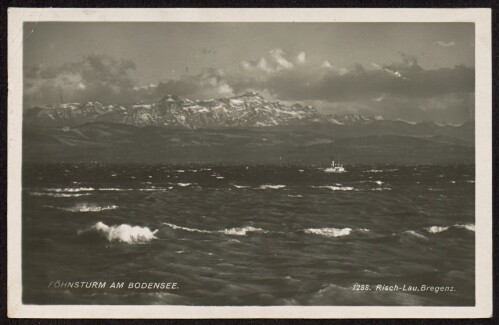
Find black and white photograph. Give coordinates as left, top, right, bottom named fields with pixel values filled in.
left=7, top=8, right=492, bottom=318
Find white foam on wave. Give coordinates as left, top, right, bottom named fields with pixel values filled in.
left=304, top=227, right=352, bottom=237
left=81, top=222, right=158, bottom=244
left=60, top=203, right=118, bottom=212
left=288, top=194, right=303, bottom=198
left=162, top=222, right=213, bottom=233
left=258, top=185, right=286, bottom=189
left=30, top=192, right=91, bottom=197
left=454, top=223, right=475, bottom=232
left=403, top=230, right=428, bottom=239
left=366, top=169, right=383, bottom=173
left=374, top=180, right=384, bottom=185
left=221, top=226, right=267, bottom=236
left=313, top=186, right=354, bottom=191
left=177, top=183, right=192, bottom=187
left=233, top=185, right=250, bottom=189
left=424, top=223, right=475, bottom=233
left=425, top=226, right=450, bottom=233
left=162, top=222, right=267, bottom=236
left=372, top=188, right=392, bottom=191
left=45, top=187, right=95, bottom=193
left=138, top=187, right=171, bottom=192
left=98, top=188, right=132, bottom=192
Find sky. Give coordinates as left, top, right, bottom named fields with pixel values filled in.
left=23, top=22, right=475, bottom=123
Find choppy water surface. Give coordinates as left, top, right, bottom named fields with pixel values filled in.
left=22, top=164, right=475, bottom=305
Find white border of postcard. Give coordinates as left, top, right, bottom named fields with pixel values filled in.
left=7, top=8, right=492, bottom=319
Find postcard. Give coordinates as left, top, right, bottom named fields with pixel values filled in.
left=7, top=8, right=492, bottom=318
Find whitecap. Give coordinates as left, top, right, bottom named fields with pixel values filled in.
left=366, top=169, right=383, bottom=173
left=177, top=183, right=192, bottom=187
left=454, top=223, right=475, bottom=232
left=312, top=186, right=354, bottom=191
left=138, top=187, right=170, bottom=192
left=221, top=226, right=267, bottom=236
left=176, top=170, right=185, bottom=173
left=233, top=185, right=250, bottom=189
left=60, top=203, right=118, bottom=212
left=162, top=222, right=267, bottom=236
left=372, top=188, right=392, bottom=191
left=403, top=230, right=428, bottom=239
left=162, top=222, right=213, bottom=233
left=98, top=188, right=132, bottom=192
left=425, top=226, right=450, bottom=233
left=304, top=227, right=352, bottom=237
left=374, top=181, right=384, bottom=185
left=29, top=192, right=91, bottom=198
left=80, top=222, right=157, bottom=244
left=298, top=169, right=304, bottom=173
left=288, top=194, right=303, bottom=198
left=216, top=176, right=224, bottom=180
left=45, top=187, right=95, bottom=193
left=259, top=185, right=286, bottom=190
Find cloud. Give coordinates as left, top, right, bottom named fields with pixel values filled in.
left=269, top=48, right=294, bottom=70
left=233, top=51, right=474, bottom=122
left=296, top=51, right=306, bottom=64
left=241, top=48, right=296, bottom=73
left=24, top=54, right=138, bottom=107
left=24, top=50, right=475, bottom=123
left=152, top=68, right=235, bottom=100
left=436, top=40, right=456, bottom=47
left=248, top=54, right=473, bottom=103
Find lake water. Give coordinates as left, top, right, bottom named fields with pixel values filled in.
left=22, top=163, right=475, bottom=305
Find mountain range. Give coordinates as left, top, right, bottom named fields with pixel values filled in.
left=23, top=92, right=474, bottom=164
left=24, top=91, right=466, bottom=129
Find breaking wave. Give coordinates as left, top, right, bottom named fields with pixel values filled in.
left=162, top=222, right=212, bottom=233
left=98, top=188, right=133, bottom=192
left=233, top=185, right=250, bottom=189
left=258, top=185, right=286, bottom=190
left=78, top=222, right=158, bottom=244
left=424, top=223, right=475, bottom=233
left=60, top=203, right=118, bottom=212
left=455, top=223, right=475, bottom=232
left=46, top=187, right=95, bottom=192
left=138, top=187, right=172, bottom=192
left=303, top=227, right=364, bottom=238
left=177, top=183, right=192, bottom=187
left=30, top=192, right=91, bottom=198
left=402, top=230, right=428, bottom=240
left=312, top=186, right=354, bottom=191
left=425, top=226, right=449, bottom=233
left=221, top=226, right=267, bottom=236
left=162, top=222, right=267, bottom=236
